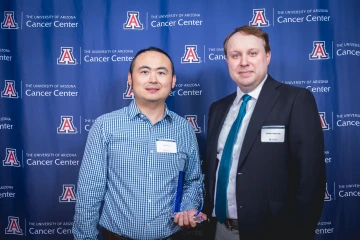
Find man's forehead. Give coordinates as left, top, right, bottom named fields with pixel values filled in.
left=134, top=51, right=171, bottom=65
left=228, top=33, right=265, bottom=49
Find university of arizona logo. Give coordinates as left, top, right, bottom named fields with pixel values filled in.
left=59, top=184, right=76, bottom=202
left=5, top=216, right=23, bottom=235
left=181, top=45, right=201, bottom=64
left=1, top=80, right=19, bottom=98
left=324, top=183, right=332, bottom=201
left=1, top=11, right=18, bottom=29
left=3, top=148, right=20, bottom=167
left=123, top=83, right=134, bottom=99
left=319, top=112, right=330, bottom=130
left=57, top=47, right=77, bottom=65
left=185, top=115, right=201, bottom=133
left=57, top=116, right=78, bottom=134
left=249, top=9, right=270, bottom=27
left=123, top=11, right=143, bottom=30
left=309, top=41, right=330, bottom=60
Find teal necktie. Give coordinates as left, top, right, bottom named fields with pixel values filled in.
left=215, top=94, right=251, bottom=223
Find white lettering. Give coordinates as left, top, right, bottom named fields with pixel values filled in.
left=151, top=20, right=176, bottom=27
left=53, top=90, right=78, bottom=97
left=29, top=228, right=55, bottom=234
left=26, top=159, right=53, bottom=165
left=26, top=21, right=52, bottom=27
left=306, top=15, right=331, bottom=22
left=277, top=16, right=304, bottom=23
left=177, top=89, right=202, bottom=96
left=178, top=19, right=203, bottom=26
left=337, top=120, right=360, bottom=127
left=306, top=86, right=331, bottom=92
left=54, top=21, right=78, bottom=27
left=339, top=190, right=360, bottom=197
left=336, top=49, right=360, bottom=56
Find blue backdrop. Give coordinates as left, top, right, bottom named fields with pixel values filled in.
left=1, top=0, right=360, bottom=239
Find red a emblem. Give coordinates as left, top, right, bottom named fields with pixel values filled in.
left=57, top=116, right=78, bottom=134
left=319, top=112, right=330, bottom=130
left=185, top=115, right=201, bottom=133
left=3, top=148, right=20, bottom=167
left=5, top=216, right=23, bottom=235
left=249, top=9, right=270, bottom=27
left=59, top=184, right=76, bottom=202
left=1, top=80, right=19, bottom=98
left=181, top=45, right=201, bottom=63
left=123, top=83, right=134, bottom=99
left=309, top=41, right=330, bottom=60
left=57, top=47, right=77, bottom=65
left=123, top=11, right=143, bottom=30
left=1, top=11, right=18, bottom=29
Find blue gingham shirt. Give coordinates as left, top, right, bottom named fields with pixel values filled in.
left=73, top=100, right=203, bottom=240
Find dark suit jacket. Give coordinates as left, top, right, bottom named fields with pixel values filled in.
left=203, top=75, right=326, bottom=240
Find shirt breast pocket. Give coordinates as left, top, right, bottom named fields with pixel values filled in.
left=153, top=151, right=188, bottom=173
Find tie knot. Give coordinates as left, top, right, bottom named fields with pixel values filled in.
left=242, top=94, right=251, bottom=103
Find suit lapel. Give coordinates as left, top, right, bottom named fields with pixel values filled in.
left=238, top=76, right=281, bottom=167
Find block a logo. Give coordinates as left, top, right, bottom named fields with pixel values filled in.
left=123, top=11, right=143, bottom=30
left=249, top=9, right=270, bottom=27
left=1, top=80, right=19, bottom=99
left=324, top=183, right=332, bottom=201
left=1, top=11, right=18, bottom=29
left=185, top=115, right=201, bottom=133
left=309, top=41, right=330, bottom=60
left=57, top=47, right=77, bottom=65
left=5, top=216, right=23, bottom=235
left=181, top=45, right=201, bottom=64
left=319, top=112, right=330, bottom=130
left=59, top=184, right=76, bottom=202
left=57, top=116, right=78, bottom=134
left=3, top=148, right=20, bottom=167
left=123, top=83, right=134, bottom=99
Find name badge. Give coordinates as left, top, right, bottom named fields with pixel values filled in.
left=261, top=126, right=285, bottom=142
left=156, top=139, right=177, bottom=153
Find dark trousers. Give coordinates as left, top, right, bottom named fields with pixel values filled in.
left=102, top=228, right=180, bottom=240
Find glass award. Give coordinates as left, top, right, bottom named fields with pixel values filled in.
left=172, top=158, right=205, bottom=223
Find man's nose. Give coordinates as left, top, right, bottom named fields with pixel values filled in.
left=148, top=72, right=158, bottom=82
left=240, top=56, right=249, bottom=66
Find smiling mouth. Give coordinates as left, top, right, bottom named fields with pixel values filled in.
left=146, top=88, right=159, bottom=93
left=239, top=71, right=252, bottom=76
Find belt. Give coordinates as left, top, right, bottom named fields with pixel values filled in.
left=224, top=218, right=239, bottom=231
left=102, top=228, right=178, bottom=240
left=102, top=228, right=128, bottom=240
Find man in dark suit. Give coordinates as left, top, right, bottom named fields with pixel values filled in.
left=203, top=26, right=326, bottom=240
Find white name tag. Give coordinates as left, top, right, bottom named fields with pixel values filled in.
left=261, top=126, right=285, bottom=142
left=156, top=139, right=177, bottom=153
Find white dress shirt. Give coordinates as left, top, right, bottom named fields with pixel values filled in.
left=213, top=75, right=268, bottom=219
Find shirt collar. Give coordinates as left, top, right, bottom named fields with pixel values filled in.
left=127, top=100, right=173, bottom=123
left=234, top=74, right=268, bottom=104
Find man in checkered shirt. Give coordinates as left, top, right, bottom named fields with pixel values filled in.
left=73, top=47, right=207, bottom=240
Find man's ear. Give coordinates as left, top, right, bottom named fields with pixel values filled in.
left=128, top=72, right=132, bottom=86
left=171, top=75, right=176, bottom=89
left=266, top=51, right=271, bottom=65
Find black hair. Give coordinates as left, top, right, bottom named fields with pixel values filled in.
left=129, top=46, right=175, bottom=76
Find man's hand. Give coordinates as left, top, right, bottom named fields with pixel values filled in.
left=174, top=209, right=207, bottom=228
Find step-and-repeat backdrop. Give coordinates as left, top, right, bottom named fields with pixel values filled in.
left=1, top=0, right=359, bottom=239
